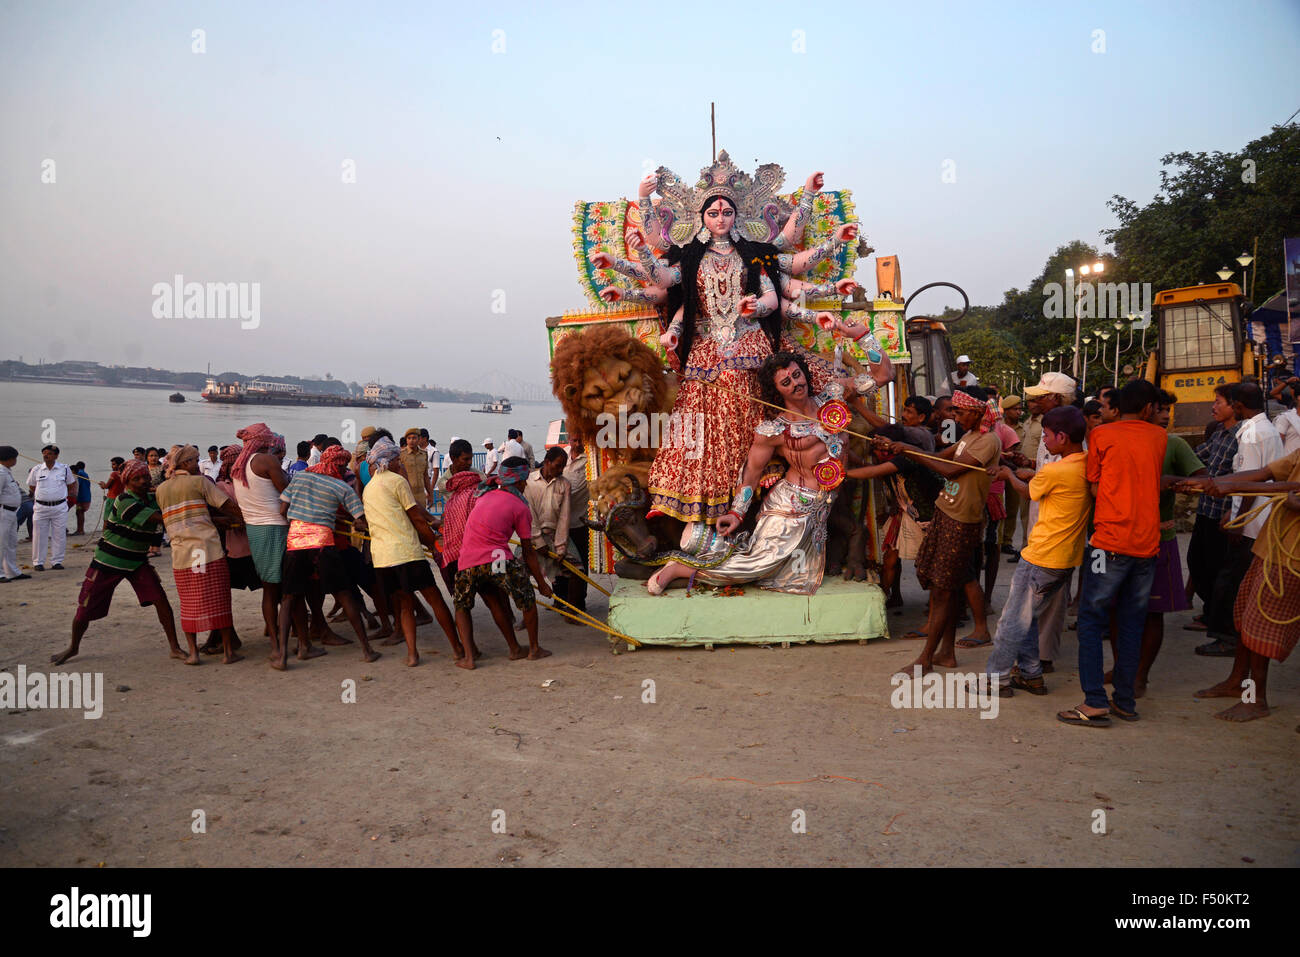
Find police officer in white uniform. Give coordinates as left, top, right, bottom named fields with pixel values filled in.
left=0, top=446, right=26, bottom=581
left=26, top=444, right=76, bottom=570
left=200, top=446, right=223, bottom=481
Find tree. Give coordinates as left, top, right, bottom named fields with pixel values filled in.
left=949, top=324, right=1024, bottom=393
left=1104, top=125, right=1300, bottom=302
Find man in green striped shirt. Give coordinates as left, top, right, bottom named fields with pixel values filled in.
left=53, top=461, right=182, bottom=665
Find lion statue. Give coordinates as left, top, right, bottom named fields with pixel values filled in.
left=550, top=325, right=675, bottom=459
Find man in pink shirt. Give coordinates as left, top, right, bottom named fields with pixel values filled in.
left=452, top=457, right=553, bottom=670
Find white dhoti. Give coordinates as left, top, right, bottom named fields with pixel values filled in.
left=32, top=502, right=68, bottom=567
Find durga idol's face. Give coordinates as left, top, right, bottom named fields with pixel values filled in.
left=703, top=198, right=735, bottom=239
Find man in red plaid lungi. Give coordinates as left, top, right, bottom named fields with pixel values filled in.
left=1188, top=447, right=1300, bottom=722
left=154, top=446, right=246, bottom=664
left=172, top=559, right=233, bottom=633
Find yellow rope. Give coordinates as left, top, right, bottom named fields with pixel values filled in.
left=506, top=535, right=610, bottom=596
left=1221, top=491, right=1300, bottom=626
left=547, top=592, right=642, bottom=647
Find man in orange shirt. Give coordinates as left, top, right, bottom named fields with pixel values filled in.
left=1060, top=379, right=1167, bottom=727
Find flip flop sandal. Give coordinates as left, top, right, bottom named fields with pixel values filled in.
left=901, top=630, right=927, bottom=640
left=1010, top=674, right=1048, bottom=695
left=1057, top=707, right=1111, bottom=727
left=1195, top=639, right=1237, bottom=657
left=956, top=636, right=992, bottom=648
left=1109, top=704, right=1140, bottom=722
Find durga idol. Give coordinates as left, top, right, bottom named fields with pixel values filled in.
left=593, top=152, right=867, bottom=543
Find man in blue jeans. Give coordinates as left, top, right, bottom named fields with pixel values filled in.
left=1060, top=379, right=1167, bottom=727
left=984, top=406, right=1091, bottom=697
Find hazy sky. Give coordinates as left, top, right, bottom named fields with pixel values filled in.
left=2, top=0, right=1297, bottom=391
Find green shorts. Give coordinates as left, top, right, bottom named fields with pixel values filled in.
left=453, top=560, right=535, bottom=612
left=246, top=523, right=288, bottom=585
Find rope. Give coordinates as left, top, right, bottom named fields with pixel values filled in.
left=544, top=592, right=642, bottom=647
left=68, top=495, right=107, bottom=549
left=1221, top=490, right=1300, bottom=626
left=689, top=375, right=991, bottom=473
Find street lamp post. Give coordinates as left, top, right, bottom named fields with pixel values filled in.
left=1113, top=322, right=1124, bottom=386
left=1070, top=260, right=1104, bottom=380
left=1237, top=252, right=1255, bottom=341
left=1081, top=334, right=1093, bottom=388
left=1097, top=329, right=1114, bottom=386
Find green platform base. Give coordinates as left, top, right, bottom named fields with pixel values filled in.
left=606, top=578, right=891, bottom=652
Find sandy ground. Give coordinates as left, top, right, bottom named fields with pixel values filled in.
left=1, top=530, right=1296, bottom=868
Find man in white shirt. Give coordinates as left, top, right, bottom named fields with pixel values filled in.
left=437, top=437, right=461, bottom=492
left=307, top=433, right=327, bottom=467
left=518, top=430, right=537, bottom=469
left=950, top=355, right=979, bottom=390
left=419, top=431, right=440, bottom=488
left=1273, top=389, right=1300, bottom=456
left=200, top=446, right=222, bottom=481
left=482, top=438, right=501, bottom=477
left=26, top=444, right=77, bottom=570
left=1226, top=382, right=1283, bottom=541
left=502, top=429, right=525, bottom=462
left=0, top=446, right=27, bottom=581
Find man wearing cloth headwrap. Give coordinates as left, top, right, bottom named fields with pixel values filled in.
left=153, top=445, right=246, bottom=664
left=275, top=443, right=377, bottom=670
left=435, top=439, right=482, bottom=593
left=362, top=438, right=460, bottom=666
left=450, top=457, right=553, bottom=670
left=196, top=444, right=263, bottom=655
left=234, top=422, right=291, bottom=645
left=877, top=385, right=1003, bottom=678
left=53, top=459, right=185, bottom=665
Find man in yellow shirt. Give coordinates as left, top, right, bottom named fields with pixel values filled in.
left=984, top=406, right=1091, bottom=697
left=362, top=438, right=460, bottom=667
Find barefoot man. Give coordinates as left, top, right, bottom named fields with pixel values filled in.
left=53, top=460, right=184, bottom=665
left=1187, top=446, right=1300, bottom=721
left=451, top=457, right=553, bottom=669
left=275, top=444, right=379, bottom=671
left=232, top=424, right=291, bottom=649
left=882, top=385, right=1003, bottom=676
left=362, top=438, right=461, bottom=667
left=153, top=446, right=245, bottom=664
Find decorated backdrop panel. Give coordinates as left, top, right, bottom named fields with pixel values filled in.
left=572, top=189, right=859, bottom=308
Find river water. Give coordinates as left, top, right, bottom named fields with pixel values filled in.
left=1, top=381, right=562, bottom=488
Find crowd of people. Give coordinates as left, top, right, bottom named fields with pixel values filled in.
left=14, top=423, right=590, bottom=673
left=862, top=367, right=1300, bottom=726
left=5, top=364, right=1298, bottom=724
